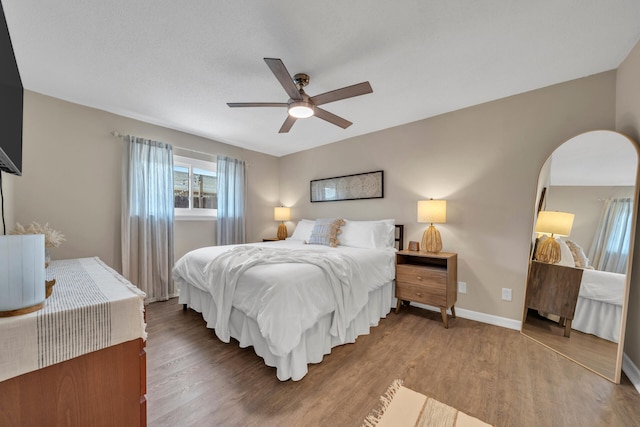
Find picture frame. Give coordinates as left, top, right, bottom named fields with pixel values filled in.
left=310, top=170, right=384, bottom=203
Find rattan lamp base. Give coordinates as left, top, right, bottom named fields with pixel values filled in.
left=421, top=225, right=442, bottom=253
left=535, top=236, right=561, bottom=263
left=277, top=222, right=288, bottom=240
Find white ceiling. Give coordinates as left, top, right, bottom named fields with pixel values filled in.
left=550, top=131, right=638, bottom=186
left=3, top=1, right=640, bottom=157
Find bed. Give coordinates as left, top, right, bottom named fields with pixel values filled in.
left=532, top=236, right=626, bottom=343
left=173, top=219, right=403, bottom=381
left=572, top=268, right=625, bottom=342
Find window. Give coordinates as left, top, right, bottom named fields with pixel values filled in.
left=173, top=155, right=217, bottom=219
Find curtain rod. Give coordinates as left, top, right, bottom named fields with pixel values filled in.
left=111, top=130, right=216, bottom=158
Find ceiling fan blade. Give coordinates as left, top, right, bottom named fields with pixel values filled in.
left=264, top=58, right=302, bottom=101
left=310, top=81, right=372, bottom=106
left=227, top=102, right=288, bottom=108
left=279, top=115, right=297, bottom=133
left=314, top=108, right=353, bottom=129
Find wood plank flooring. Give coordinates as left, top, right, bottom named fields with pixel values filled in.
left=145, top=298, right=640, bottom=427
left=522, top=310, right=618, bottom=380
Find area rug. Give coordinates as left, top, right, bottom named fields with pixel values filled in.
left=362, top=380, right=493, bottom=427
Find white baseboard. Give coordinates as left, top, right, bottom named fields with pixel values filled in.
left=454, top=307, right=522, bottom=330
left=623, top=353, right=640, bottom=393
left=398, top=300, right=522, bottom=331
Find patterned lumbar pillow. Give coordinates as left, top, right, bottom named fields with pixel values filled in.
left=564, top=239, right=590, bottom=268
left=307, top=218, right=346, bottom=247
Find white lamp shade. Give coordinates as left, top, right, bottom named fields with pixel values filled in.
left=0, top=235, right=46, bottom=311
left=274, top=207, right=291, bottom=221
left=535, top=211, right=574, bottom=237
left=417, top=200, right=447, bottom=224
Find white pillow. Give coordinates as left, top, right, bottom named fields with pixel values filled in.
left=340, top=219, right=396, bottom=249
left=288, top=219, right=315, bottom=241
left=556, top=238, right=575, bottom=267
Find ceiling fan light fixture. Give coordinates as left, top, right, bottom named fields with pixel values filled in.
left=228, top=58, right=372, bottom=132
left=288, top=101, right=314, bottom=118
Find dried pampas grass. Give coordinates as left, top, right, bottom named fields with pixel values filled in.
left=10, top=222, right=65, bottom=248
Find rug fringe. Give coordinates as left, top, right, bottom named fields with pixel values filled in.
left=361, top=379, right=404, bottom=427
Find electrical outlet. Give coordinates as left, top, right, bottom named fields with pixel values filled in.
left=501, top=288, right=512, bottom=302
left=458, top=281, right=467, bottom=294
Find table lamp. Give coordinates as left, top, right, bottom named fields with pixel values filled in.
left=417, top=199, right=447, bottom=253
left=274, top=207, right=291, bottom=240
left=534, top=210, right=574, bottom=264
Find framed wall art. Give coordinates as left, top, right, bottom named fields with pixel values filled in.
left=310, top=170, right=384, bottom=202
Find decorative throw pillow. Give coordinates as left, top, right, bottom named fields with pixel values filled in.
left=307, top=218, right=346, bottom=247
left=564, top=239, right=590, bottom=268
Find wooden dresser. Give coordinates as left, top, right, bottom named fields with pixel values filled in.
left=0, top=258, right=147, bottom=426
left=395, top=250, right=458, bottom=328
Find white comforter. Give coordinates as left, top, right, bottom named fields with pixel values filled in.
left=172, top=240, right=395, bottom=357
left=578, top=268, right=626, bottom=306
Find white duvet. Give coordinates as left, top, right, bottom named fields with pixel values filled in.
left=172, top=240, right=395, bottom=357
left=578, top=268, right=626, bottom=306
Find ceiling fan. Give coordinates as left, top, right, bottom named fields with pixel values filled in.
left=227, top=58, right=373, bottom=133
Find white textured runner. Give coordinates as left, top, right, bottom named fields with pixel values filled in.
left=0, top=257, right=146, bottom=382
left=363, top=380, right=493, bottom=427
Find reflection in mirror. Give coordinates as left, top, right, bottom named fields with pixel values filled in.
left=522, top=130, right=638, bottom=383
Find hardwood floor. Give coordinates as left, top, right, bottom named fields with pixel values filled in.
left=522, top=310, right=618, bottom=380
left=145, top=298, right=640, bottom=427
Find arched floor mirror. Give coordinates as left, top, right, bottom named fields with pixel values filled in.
left=521, top=130, right=638, bottom=383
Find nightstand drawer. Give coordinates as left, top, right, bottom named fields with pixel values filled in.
left=396, top=264, right=446, bottom=288
left=395, top=281, right=447, bottom=307
left=394, top=251, right=457, bottom=328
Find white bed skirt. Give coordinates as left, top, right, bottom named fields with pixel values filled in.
left=178, top=281, right=393, bottom=381
left=572, top=296, right=621, bottom=343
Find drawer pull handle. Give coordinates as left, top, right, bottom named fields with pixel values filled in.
left=416, top=292, right=422, bottom=297
left=416, top=276, right=422, bottom=280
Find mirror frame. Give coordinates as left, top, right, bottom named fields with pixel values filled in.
left=521, top=130, right=640, bottom=383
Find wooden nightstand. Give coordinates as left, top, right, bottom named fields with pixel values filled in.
left=262, top=238, right=280, bottom=242
left=395, top=250, right=458, bottom=328
left=524, top=260, right=583, bottom=337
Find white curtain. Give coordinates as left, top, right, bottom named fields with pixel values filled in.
left=216, top=156, right=246, bottom=245
left=121, top=135, right=175, bottom=302
left=588, top=198, right=633, bottom=274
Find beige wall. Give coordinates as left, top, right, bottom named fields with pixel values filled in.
left=546, top=185, right=635, bottom=253
left=280, top=71, right=616, bottom=321
left=10, top=91, right=280, bottom=272
left=616, top=39, right=640, bottom=373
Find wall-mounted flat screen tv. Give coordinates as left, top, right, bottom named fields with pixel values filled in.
left=0, top=2, right=23, bottom=176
